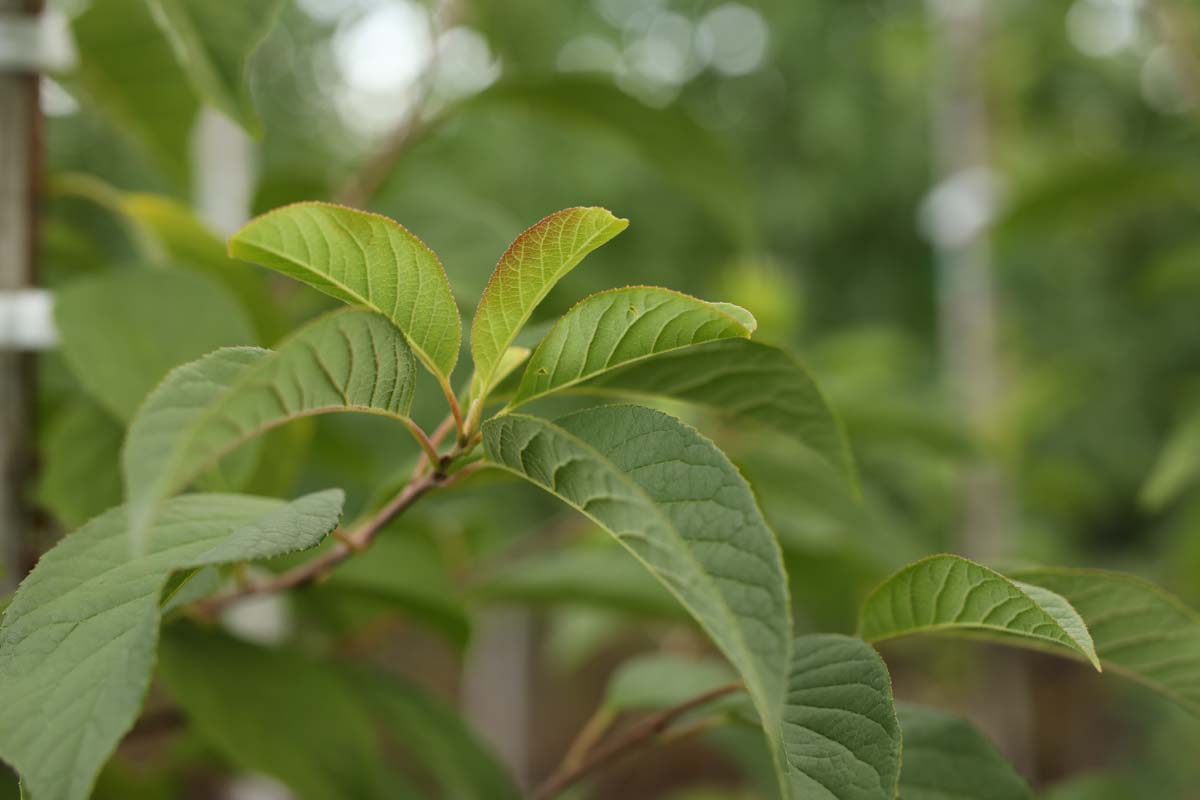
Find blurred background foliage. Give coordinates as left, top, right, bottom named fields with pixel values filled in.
left=14, top=0, right=1200, bottom=796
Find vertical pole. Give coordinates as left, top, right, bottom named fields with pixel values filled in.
left=0, top=0, right=42, bottom=592
left=925, top=0, right=1032, bottom=776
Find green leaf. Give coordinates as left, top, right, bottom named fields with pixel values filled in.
left=482, top=404, right=792, bottom=790
left=71, top=0, right=198, bottom=185
left=0, top=490, right=344, bottom=800
left=145, top=0, right=281, bottom=134
left=123, top=308, right=415, bottom=551
left=510, top=286, right=755, bottom=407
left=1006, top=567, right=1200, bottom=714
left=783, top=634, right=901, bottom=800
left=229, top=202, right=461, bottom=385
left=159, top=625, right=518, bottom=800
left=572, top=338, right=856, bottom=485
left=858, top=555, right=1101, bottom=670
left=55, top=268, right=257, bottom=421
left=896, top=703, right=1032, bottom=800
left=35, top=399, right=124, bottom=528
left=1141, top=410, right=1200, bottom=511
left=470, top=207, right=628, bottom=396
left=606, top=653, right=736, bottom=712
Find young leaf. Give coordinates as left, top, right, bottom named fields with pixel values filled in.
left=510, top=286, right=755, bottom=407
left=55, top=268, right=257, bottom=421
left=229, top=202, right=461, bottom=386
left=858, top=555, right=1101, bottom=670
left=1007, top=567, right=1200, bottom=714
left=71, top=0, right=198, bottom=184
left=606, top=653, right=736, bottom=712
left=160, top=625, right=520, bottom=800
left=482, top=404, right=792, bottom=789
left=783, top=634, right=901, bottom=800
left=896, top=703, right=1032, bottom=800
left=570, top=338, right=856, bottom=485
left=0, top=490, right=344, bottom=800
left=471, top=207, right=628, bottom=396
left=123, top=308, right=414, bottom=550
left=145, top=0, right=282, bottom=134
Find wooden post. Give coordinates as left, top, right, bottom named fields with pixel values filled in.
left=0, top=0, right=42, bottom=591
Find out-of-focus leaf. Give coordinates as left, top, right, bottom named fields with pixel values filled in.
left=859, top=555, right=1101, bottom=670
left=35, top=399, right=124, bottom=527
left=0, top=490, right=343, bottom=800
left=784, top=634, right=900, bottom=799
left=229, top=202, right=462, bottom=387
left=145, top=0, right=282, bottom=133
left=510, top=286, right=754, bottom=407
left=471, top=207, right=628, bottom=396
left=159, top=625, right=411, bottom=800
left=470, top=79, right=754, bottom=244
left=54, top=268, right=257, bottom=421
left=1141, top=410, right=1200, bottom=511
left=896, top=703, right=1032, bottom=800
left=577, top=338, right=857, bottom=486
left=160, top=625, right=519, bottom=800
left=123, top=309, right=414, bottom=552
left=71, top=0, right=198, bottom=185
left=483, top=404, right=792, bottom=792
left=474, top=545, right=684, bottom=618
left=606, top=653, right=735, bottom=712
left=1008, top=566, right=1200, bottom=714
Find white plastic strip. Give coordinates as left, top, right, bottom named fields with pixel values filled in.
left=0, top=11, right=77, bottom=73
left=0, top=288, right=56, bottom=350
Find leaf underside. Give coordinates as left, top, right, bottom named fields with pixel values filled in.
left=482, top=404, right=792, bottom=789
left=123, top=308, right=414, bottom=550
left=0, top=491, right=343, bottom=800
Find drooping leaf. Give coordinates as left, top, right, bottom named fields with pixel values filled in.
left=229, top=202, right=462, bottom=385
left=510, top=286, right=755, bottom=407
left=470, top=207, right=628, bottom=396
left=482, top=404, right=792, bottom=790
left=144, top=0, right=282, bottom=133
left=896, top=703, right=1032, bottom=800
left=123, top=308, right=414, bottom=551
left=0, top=490, right=344, bottom=800
left=1141, top=410, right=1200, bottom=511
left=1007, top=566, right=1200, bottom=714
left=35, top=399, right=124, bottom=527
left=858, top=555, right=1101, bottom=670
left=783, top=634, right=901, bottom=800
left=606, top=653, right=736, bottom=713
left=574, top=338, right=856, bottom=485
left=71, top=0, right=198, bottom=185
left=159, top=625, right=519, bottom=800
left=55, top=268, right=257, bottom=421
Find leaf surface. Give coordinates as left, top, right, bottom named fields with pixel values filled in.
left=145, top=0, right=281, bottom=133
left=577, top=337, right=856, bottom=484
left=482, top=404, right=792, bottom=788
left=471, top=207, right=628, bottom=395
left=606, top=653, right=736, bottom=712
left=55, top=268, right=257, bottom=421
left=510, top=286, right=754, bottom=406
left=229, top=202, right=461, bottom=384
left=1007, top=567, right=1200, bottom=713
left=858, top=555, right=1101, bottom=670
left=123, top=308, right=414, bottom=550
left=896, top=703, right=1032, bottom=800
left=0, top=491, right=343, bottom=800
left=783, top=634, right=901, bottom=800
